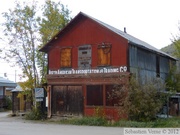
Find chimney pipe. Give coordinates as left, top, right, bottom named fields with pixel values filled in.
left=124, top=27, right=127, bottom=33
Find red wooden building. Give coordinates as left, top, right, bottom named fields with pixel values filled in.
left=40, top=12, right=176, bottom=120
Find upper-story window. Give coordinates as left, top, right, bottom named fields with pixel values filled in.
left=60, top=48, right=72, bottom=68
left=78, top=45, right=92, bottom=69
left=97, top=43, right=111, bottom=66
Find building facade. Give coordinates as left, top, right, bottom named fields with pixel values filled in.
left=40, top=12, right=176, bottom=120
left=0, top=77, right=17, bottom=108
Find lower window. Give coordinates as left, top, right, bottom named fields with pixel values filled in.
left=87, top=85, right=103, bottom=106
left=106, top=85, right=124, bottom=106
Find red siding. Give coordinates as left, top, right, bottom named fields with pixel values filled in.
left=47, top=16, right=129, bottom=120
left=48, top=17, right=128, bottom=70
left=48, top=48, right=60, bottom=69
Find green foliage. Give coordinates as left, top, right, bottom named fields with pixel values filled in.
left=165, top=27, right=180, bottom=93
left=52, top=109, right=107, bottom=126
left=25, top=107, right=41, bottom=120
left=114, top=120, right=152, bottom=127
left=94, top=107, right=105, bottom=118
left=151, top=117, right=180, bottom=128
left=49, top=116, right=180, bottom=127
left=52, top=117, right=108, bottom=126
left=1, top=0, right=41, bottom=89
left=114, top=118, right=180, bottom=127
left=172, top=39, right=180, bottom=58
left=166, top=66, right=180, bottom=92
left=39, top=0, right=71, bottom=43
left=122, top=77, right=167, bottom=122
left=37, top=0, right=71, bottom=84
left=25, top=103, right=46, bottom=120
left=1, top=0, right=71, bottom=90
left=17, top=81, right=33, bottom=103
left=4, top=96, right=12, bottom=110
left=69, top=117, right=107, bottom=126
left=161, top=44, right=176, bottom=57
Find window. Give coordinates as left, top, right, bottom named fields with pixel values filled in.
left=60, top=48, right=72, bottom=68
left=156, top=55, right=160, bottom=77
left=97, top=44, right=111, bottom=66
left=78, top=45, right=92, bottom=69
left=106, top=85, right=125, bottom=106
left=87, top=85, right=103, bottom=106
left=106, top=85, right=119, bottom=106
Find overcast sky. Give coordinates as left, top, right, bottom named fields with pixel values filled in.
left=1, top=0, right=180, bottom=81
left=60, top=0, right=180, bottom=48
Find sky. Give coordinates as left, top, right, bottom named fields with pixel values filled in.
left=0, top=0, right=180, bottom=82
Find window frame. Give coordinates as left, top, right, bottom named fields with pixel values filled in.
left=97, top=44, right=111, bottom=66
left=86, top=85, right=103, bottom=106
left=105, top=85, right=125, bottom=107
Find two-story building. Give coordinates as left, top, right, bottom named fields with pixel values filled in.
left=40, top=12, right=176, bottom=120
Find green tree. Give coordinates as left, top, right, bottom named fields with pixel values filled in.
left=1, top=0, right=40, bottom=91
left=1, top=0, right=71, bottom=100
left=38, top=0, right=71, bottom=84
left=167, top=23, right=180, bottom=93
left=166, top=66, right=180, bottom=92
left=173, top=37, right=180, bottom=58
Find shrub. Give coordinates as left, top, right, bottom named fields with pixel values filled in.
left=25, top=103, right=46, bottom=120
left=113, top=77, right=168, bottom=122
left=94, top=107, right=105, bottom=118
left=166, top=66, right=180, bottom=92
left=4, top=96, right=12, bottom=110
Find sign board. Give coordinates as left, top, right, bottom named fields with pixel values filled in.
left=49, top=66, right=128, bottom=75
left=35, top=88, right=44, bottom=102
left=36, top=98, right=43, bottom=102
left=35, top=88, right=44, bottom=98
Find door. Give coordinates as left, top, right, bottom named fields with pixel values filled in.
left=52, top=85, right=83, bottom=115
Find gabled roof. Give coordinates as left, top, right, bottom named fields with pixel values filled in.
left=11, top=85, right=22, bottom=92
left=0, top=77, right=17, bottom=87
left=40, top=12, right=176, bottom=60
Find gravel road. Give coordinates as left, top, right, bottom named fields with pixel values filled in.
left=0, top=111, right=123, bottom=135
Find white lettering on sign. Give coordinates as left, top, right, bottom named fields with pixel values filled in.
left=49, top=66, right=127, bottom=75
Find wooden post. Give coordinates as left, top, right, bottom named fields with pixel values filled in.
left=47, top=85, right=51, bottom=118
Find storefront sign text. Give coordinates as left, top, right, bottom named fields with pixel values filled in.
left=49, top=66, right=127, bottom=75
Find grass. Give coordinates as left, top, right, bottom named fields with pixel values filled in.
left=114, top=118, right=180, bottom=127
left=48, top=117, right=107, bottom=126
left=47, top=116, right=180, bottom=128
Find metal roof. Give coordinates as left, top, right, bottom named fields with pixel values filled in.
left=11, top=85, right=22, bottom=92
left=81, top=12, right=176, bottom=60
left=40, top=12, right=176, bottom=60
left=0, top=77, right=17, bottom=87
